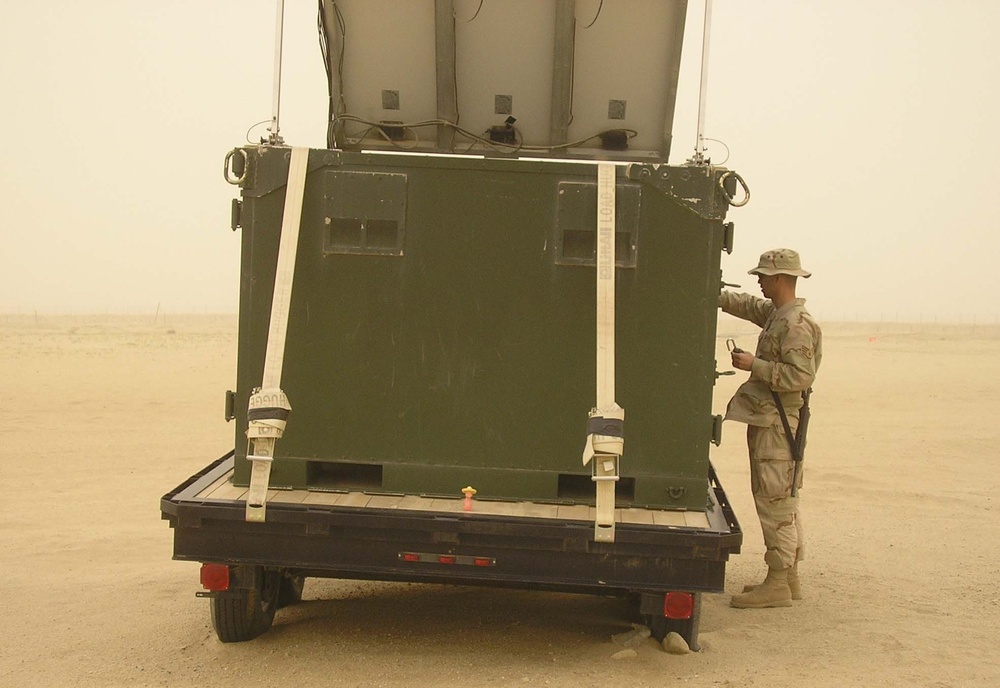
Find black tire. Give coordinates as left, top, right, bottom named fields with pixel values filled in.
left=277, top=574, right=305, bottom=609
left=210, top=567, right=281, bottom=643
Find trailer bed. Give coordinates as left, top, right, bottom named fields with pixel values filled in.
left=162, top=452, right=740, bottom=596
left=195, top=465, right=714, bottom=529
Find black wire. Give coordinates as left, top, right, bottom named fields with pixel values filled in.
left=333, top=114, right=635, bottom=155
left=566, top=27, right=576, bottom=126
left=335, top=1, right=346, bottom=94
left=452, top=13, right=460, bottom=130
left=317, top=1, right=334, bottom=147
left=317, top=2, right=329, bottom=81
left=579, top=0, right=604, bottom=29
left=317, top=1, right=348, bottom=148
left=568, top=1, right=603, bottom=128
left=454, top=0, right=484, bottom=23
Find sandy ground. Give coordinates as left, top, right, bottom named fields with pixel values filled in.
left=2, top=314, right=998, bottom=688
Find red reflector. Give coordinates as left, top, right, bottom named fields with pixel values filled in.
left=401, top=553, right=420, bottom=562
left=200, top=563, right=230, bottom=592
left=473, top=558, right=492, bottom=567
left=438, top=555, right=457, bottom=564
left=664, top=592, right=694, bottom=620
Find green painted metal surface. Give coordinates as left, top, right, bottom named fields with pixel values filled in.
left=232, top=147, right=732, bottom=510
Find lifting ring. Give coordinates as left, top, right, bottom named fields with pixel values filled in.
left=224, top=148, right=248, bottom=185
left=719, top=170, right=750, bottom=207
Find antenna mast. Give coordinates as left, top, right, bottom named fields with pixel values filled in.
left=691, top=0, right=713, bottom=165
left=267, top=0, right=286, bottom=144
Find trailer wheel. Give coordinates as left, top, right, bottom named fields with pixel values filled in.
left=210, top=567, right=280, bottom=643
left=277, top=574, right=305, bottom=608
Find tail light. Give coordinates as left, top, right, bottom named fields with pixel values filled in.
left=664, top=592, right=694, bottom=619
left=200, top=563, right=231, bottom=591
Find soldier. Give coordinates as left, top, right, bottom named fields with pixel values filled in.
left=721, top=248, right=822, bottom=608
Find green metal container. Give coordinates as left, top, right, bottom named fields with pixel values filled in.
left=231, top=147, right=734, bottom=510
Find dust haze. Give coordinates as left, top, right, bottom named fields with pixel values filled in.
left=2, top=0, right=999, bottom=320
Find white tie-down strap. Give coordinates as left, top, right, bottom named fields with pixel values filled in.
left=581, top=162, right=623, bottom=543
left=246, top=146, right=310, bottom=523
left=582, top=404, right=625, bottom=464
left=247, top=387, right=292, bottom=439
left=244, top=388, right=291, bottom=520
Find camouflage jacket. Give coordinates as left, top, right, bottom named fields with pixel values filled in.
left=720, top=292, right=822, bottom=426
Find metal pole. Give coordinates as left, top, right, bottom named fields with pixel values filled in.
left=434, top=0, right=458, bottom=151
left=268, top=0, right=286, bottom=145
left=692, top=0, right=712, bottom=164
left=549, top=0, right=575, bottom=147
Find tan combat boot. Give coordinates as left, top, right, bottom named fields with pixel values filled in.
left=730, top=567, right=793, bottom=608
left=742, top=562, right=802, bottom=600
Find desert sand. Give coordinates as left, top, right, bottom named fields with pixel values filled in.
left=2, top=314, right=998, bottom=687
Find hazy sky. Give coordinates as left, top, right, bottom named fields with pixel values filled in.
left=2, top=1, right=999, bottom=321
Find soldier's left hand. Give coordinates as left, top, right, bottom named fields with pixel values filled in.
left=731, top=351, right=754, bottom=371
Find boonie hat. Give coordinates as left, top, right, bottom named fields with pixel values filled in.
left=748, top=248, right=811, bottom=278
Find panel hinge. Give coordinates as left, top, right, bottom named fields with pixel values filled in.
left=231, top=199, right=242, bottom=231
left=722, top=221, right=734, bottom=254
left=711, top=414, right=724, bottom=446
left=224, top=390, right=236, bottom=422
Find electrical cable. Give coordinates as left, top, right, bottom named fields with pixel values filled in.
left=452, top=17, right=460, bottom=128
left=317, top=1, right=348, bottom=148
left=317, top=1, right=333, bottom=146
left=316, top=1, right=462, bottom=148
left=566, top=26, right=576, bottom=126
left=702, top=137, right=731, bottom=165
left=453, top=0, right=484, bottom=23
left=578, top=0, right=604, bottom=29
left=316, top=4, right=631, bottom=155
left=375, top=124, right=421, bottom=150
left=332, top=113, right=636, bottom=154
left=334, top=2, right=346, bottom=101
left=246, top=119, right=272, bottom=143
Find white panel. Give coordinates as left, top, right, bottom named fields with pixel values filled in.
left=455, top=0, right=557, bottom=147
left=328, top=1, right=686, bottom=158
left=337, top=0, right=438, bottom=133
left=570, top=0, right=683, bottom=154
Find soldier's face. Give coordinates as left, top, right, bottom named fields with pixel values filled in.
left=758, top=274, right=778, bottom=299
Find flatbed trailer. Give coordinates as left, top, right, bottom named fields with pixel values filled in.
left=162, top=452, right=740, bottom=648
left=162, top=0, right=749, bottom=650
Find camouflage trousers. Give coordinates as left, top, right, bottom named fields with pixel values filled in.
left=747, top=423, right=805, bottom=570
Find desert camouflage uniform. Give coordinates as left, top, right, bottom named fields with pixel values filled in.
left=721, top=291, right=822, bottom=570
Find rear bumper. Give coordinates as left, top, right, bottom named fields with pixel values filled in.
left=162, top=453, right=741, bottom=595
